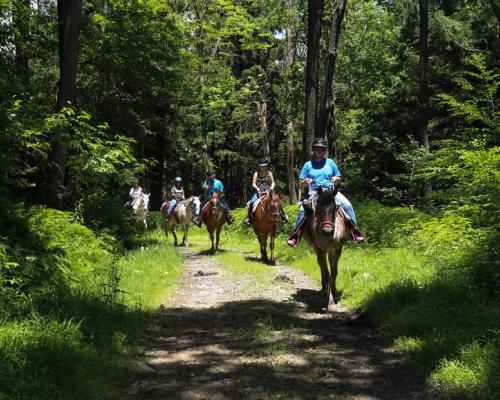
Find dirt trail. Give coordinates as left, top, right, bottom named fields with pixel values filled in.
left=124, top=247, right=425, bottom=400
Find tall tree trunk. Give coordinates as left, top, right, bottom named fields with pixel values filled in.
left=317, top=0, right=347, bottom=153
left=45, top=0, right=82, bottom=208
left=196, top=2, right=209, bottom=174
left=286, top=121, right=298, bottom=204
left=418, top=0, right=431, bottom=196
left=417, top=0, right=429, bottom=150
left=284, top=23, right=298, bottom=204
left=257, top=95, right=270, bottom=160
left=148, top=131, right=165, bottom=210
left=303, top=0, right=324, bottom=162
left=13, top=0, right=30, bottom=84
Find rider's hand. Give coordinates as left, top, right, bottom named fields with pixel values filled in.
left=331, top=176, right=341, bottom=186
left=301, top=178, right=313, bottom=188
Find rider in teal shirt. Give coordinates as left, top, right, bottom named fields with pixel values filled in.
left=195, top=170, right=234, bottom=225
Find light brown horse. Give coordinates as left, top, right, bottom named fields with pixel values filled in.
left=251, top=191, right=284, bottom=264
left=161, top=196, right=201, bottom=246
left=302, top=187, right=348, bottom=312
left=201, top=192, right=225, bottom=253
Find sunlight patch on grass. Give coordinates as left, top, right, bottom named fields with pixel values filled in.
left=118, top=231, right=183, bottom=310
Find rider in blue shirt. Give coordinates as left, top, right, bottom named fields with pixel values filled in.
left=195, top=170, right=234, bottom=225
left=287, top=138, right=364, bottom=247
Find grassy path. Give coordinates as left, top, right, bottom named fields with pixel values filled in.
left=123, top=231, right=425, bottom=399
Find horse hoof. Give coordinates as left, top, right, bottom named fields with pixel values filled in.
left=326, top=303, right=337, bottom=313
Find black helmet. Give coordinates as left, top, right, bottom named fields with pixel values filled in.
left=258, top=157, right=269, bottom=166
left=311, top=137, right=328, bottom=149
left=206, top=170, right=216, bottom=178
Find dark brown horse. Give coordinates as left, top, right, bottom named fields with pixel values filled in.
left=251, top=191, right=284, bottom=264
left=302, top=187, right=348, bottom=311
left=201, top=192, right=225, bottom=253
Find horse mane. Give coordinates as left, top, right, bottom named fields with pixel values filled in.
left=316, top=188, right=337, bottom=211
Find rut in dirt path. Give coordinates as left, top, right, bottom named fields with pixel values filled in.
left=124, top=247, right=425, bottom=400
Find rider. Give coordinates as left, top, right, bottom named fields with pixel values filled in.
left=127, top=179, right=143, bottom=207
left=163, top=177, right=185, bottom=221
left=194, top=170, right=235, bottom=226
left=287, top=137, right=364, bottom=247
left=245, top=157, right=288, bottom=226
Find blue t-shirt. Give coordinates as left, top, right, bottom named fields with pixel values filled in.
left=299, top=158, right=341, bottom=190
left=202, top=179, right=224, bottom=200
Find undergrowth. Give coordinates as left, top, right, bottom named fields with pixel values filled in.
left=0, top=201, right=182, bottom=399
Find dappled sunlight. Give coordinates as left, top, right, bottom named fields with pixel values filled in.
left=125, top=298, right=423, bottom=400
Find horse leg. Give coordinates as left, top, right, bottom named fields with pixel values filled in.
left=215, top=224, right=222, bottom=254
left=171, top=227, right=178, bottom=246
left=270, top=225, right=277, bottom=265
left=259, top=232, right=268, bottom=263
left=317, top=250, right=329, bottom=292
left=327, top=249, right=343, bottom=312
left=209, top=227, right=215, bottom=253
left=184, top=225, right=189, bottom=247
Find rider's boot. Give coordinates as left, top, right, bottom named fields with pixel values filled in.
left=350, top=224, right=365, bottom=243
left=225, top=211, right=235, bottom=225
left=244, top=205, right=253, bottom=226
left=287, top=219, right=306, bottom=248
left=279, top=206, right=289, bottom=223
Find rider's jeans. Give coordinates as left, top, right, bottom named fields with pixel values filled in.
left=293, top=191, right=357, bottom=229
left=167, top=199, right=177, bottom=214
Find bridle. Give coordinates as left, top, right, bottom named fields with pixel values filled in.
left=261, top=190, right=282, bottom=222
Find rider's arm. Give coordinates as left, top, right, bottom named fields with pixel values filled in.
left=269, top=171, right=276, bottom=191
left=252, top=172, right=259, bottom=192
left=298, top=162, right=312, bottom=188
left=328, top=159, right=342, bottom=186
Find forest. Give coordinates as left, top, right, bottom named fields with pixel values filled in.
left=0, top=0, right=498, bottom=399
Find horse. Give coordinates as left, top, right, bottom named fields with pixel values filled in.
left=161, top=196, right=201, bottom=246
left=251, top=190, right=285, bottom=264
left=302, top=187, right=348, bottom=312
left=200, top=192, right=225, bottom=253
left=132, top=193, right=150, bottom=231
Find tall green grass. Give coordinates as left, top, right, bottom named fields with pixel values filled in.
left=0, top=204, right=184, bottom=399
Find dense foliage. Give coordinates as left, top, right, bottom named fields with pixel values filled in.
left=0, top=0, right=498, bottom=398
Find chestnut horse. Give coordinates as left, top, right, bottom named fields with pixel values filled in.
left=302, top=187, right=348, bottom=311
left=201, top=192, right=225, bottom=253
left=251, top=191, right=284, bottom=264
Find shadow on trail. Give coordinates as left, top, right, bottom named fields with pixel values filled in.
left=196, top=248, right=228, bottom=256
left=129, top=298, right=423, bottom=399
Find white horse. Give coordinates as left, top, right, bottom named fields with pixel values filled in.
left=161, top=196, right=201, bottom=246
left=132, top=193, right=150, bottom=231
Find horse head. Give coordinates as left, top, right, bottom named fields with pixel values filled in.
left=315, top=187, right=338, bottom=236
left=266, top=190, right=283, bottom=223
left=190, top=196, right=201, bottom=216
left=209, top=192, right=220, bottom=210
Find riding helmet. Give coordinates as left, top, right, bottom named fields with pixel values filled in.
left=174, top=176, right=182, bottom=182
left=206, top=170, right=216, bottom=178
left=311, top=137, right=328, bottom=149
left=258, top=157, right=269, bottom=167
